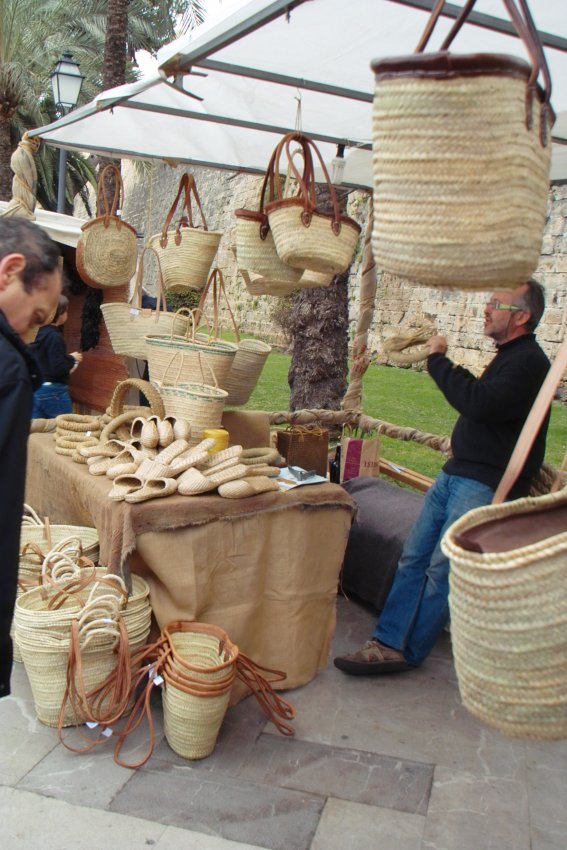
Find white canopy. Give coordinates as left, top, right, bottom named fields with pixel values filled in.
left=29, top=0, right=567, bottom=185
left=0, top=201, right=83, bottom=247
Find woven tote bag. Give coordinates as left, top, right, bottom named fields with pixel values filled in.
left=147, top=173, right=221, bottom=293
left=441, top=335, right=567, bottom=739
left=76, top=165, right=138, bottom=289
left=371, top=0, right=555, bottom=290
left=265, top=133, right=361, bottom=275
left=101, top=248, right=188, bottom=360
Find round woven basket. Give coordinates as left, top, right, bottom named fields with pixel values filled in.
left=15, top=573, right=151, bottom=727
left=223, top=339, right=272, bottom=406
left=157, top=381, right=228, bottom=447
left=371, top=61, right=552, bottom=289
left=441, top=490, right=567, bottom=740
left=235, top=214, right=302, bottom=284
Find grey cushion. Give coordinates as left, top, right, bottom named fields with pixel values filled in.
left=340, top=476, right=424, bottom=612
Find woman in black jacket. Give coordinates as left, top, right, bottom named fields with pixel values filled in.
left=30, top=294, right=83, bottom=418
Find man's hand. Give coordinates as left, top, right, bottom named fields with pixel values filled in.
left=428, top=335, right=448, bottom=356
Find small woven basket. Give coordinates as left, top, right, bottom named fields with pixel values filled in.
left=442, top=489, right=567, bottom=740
left=157, top=380, right=228, bottom=447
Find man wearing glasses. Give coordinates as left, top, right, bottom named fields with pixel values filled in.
left=335, top=279, right=549, bottom=676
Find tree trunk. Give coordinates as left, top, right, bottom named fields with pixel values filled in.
left=287, top=184, right=351, bottom=411
left=0, top=115, right=13, bottom=201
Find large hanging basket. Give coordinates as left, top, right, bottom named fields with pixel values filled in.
left=371, top=0, right=554, bottom=290
left=442, top=489, right=567, bottom=740
left=76, top=165, right=138, bottom=289
left=265, top=133, right=361, bottom=275
left=147, top=173, right=221, bottom=293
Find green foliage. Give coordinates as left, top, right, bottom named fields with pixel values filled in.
left=165, top=289, right=201, bottom=314
left=241, top=353, right=567, bottom=480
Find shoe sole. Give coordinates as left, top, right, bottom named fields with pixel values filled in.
left=333, top=657, right=411, bottom=676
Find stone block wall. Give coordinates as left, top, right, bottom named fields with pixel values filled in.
left=120, top=162, right=566, bottom=372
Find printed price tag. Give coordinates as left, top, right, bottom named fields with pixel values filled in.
left=86, top=721, right=98, bottom=729
left=130, top=308, right=140, bottom=317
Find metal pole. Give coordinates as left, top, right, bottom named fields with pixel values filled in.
left=57, top=147, right=67, bottom=214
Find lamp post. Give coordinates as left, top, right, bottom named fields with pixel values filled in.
left=50, top=52, right=84, bottom=214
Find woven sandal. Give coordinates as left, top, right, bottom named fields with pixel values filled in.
left=107, top=461, right=140, bottom=480
left=130, top=416, right=148, bottom=441
left=244, top=464, right=281, bottom=478
left=169, top=448, right=210, bottom=475
left=172, top=417, right=191, bottom=441
left=141, top=416, right=160, bottom=449
left=155, top=439, right=191, bottom=465
left=88, top=456, right=117, bottom=475
left=137, top=458, right=176, bottom=481
left=218, top=476, right=280, bottom=499
left=80, top=439, right=127, bottom=459
left=178, top=463, right=247, bottom=496
left=124, top=477, right=178, bottom=504
left=200, top=445, right=243, bottom=469
left=240, top=447, right=282, bottom=466
left=108, top=474, right=144, bottom=502
left=157, top=418, right=174, bottom=448
left=201, top=456, right=240, bottom=477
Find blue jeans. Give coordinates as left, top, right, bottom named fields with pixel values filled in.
left=32, top=384, right=72, bottom=419
left=374, top=472, right=494, bottom=667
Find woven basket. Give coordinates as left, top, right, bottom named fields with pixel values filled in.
left=156, top=380, right=228, bottom=447
left=161, top=622, right=237, bottom=759
left=370, top=2, right=554, bottom=290
left=441, top=489, right=567, bottom=740
left=101, top=247, right=189, bottom=360
left=15, top=572, right=151, bottom=727
left=20, top=505, right=100, bottom=563
left=108, top=378, right=165, bottom=421
left=76, top=165, right=138, bottom=289
left=147, top=173, right=221, bottom=293
left=265, top=134, right=361, bottom=274
left=223, top=339, right=272, bottom=406
left=239, top=268, right=298, bottom=297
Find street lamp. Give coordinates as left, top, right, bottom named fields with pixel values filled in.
left=50, top=52, right=84, bottom=214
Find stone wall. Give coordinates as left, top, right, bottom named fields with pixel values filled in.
left=121, top=162, right=566, bottom=372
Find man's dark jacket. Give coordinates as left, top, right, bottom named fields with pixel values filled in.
left=427, top=333, right=550, bottom=500
left=0, top=312, right=41, bottom=697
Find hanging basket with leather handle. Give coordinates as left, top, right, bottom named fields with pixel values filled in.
left=76, top=165, right=138, bottom=289
left=371, top=0, right=555, bottom=290
left=147, top=173, right=222, bottom=293
left=265, top=133, right=361, bottom=275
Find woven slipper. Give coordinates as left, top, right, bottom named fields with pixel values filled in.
left=108, top=475, right=144, bottom=502
left=201, top=456, right=240, bottom=477
left=130, top=416, right=148, bottom=441
left=218, top=476, right=280, bottom=499
left=80, top=439, right=127, bottom=459
left=240, top=447, right=283, bottom=467
left=137, top=458, right=176, bottom=481
left=125, top=477, right=178, bottom=504
left=199, top=445, right=243, bottom=469
left=172, top=418, right=191, bottom=442
left=107, top=461, right=140, bottom=480
left=157, top=418, right=175, bottom=448
left=169, top=448, right=210, bottom=475
left=155, top=439, right=191, bottom=465
left=88, top=456, right=116, bottom=475
left=178, top=463, right=248, bottom=495
left=141, top=416, right=160, bottom=449
left=244, top=464, right=281, bottom=478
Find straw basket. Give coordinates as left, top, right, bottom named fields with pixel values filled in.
left=239, top=268, right=298, bottom=297
left=161, top=622, right=238, bottom=759
left=147, top=173, right=221, bottom=293
left=370, top=1, right=554, bottom=290
left=223, top=339, right=272, bottom=406
left=101, top=247, right=189, bottom=360
left=15, top=572, right=151, bottom=727
left=234, top=215, right=301, bottom=286
left=76, top=165, right=138, bottom=289
left=441, top=489, right=567, bottom=740
left=20, top=505, right=100, bottom=563
left=265, top=134, right=361, bottom=274
left=157, top=381, right=228, bottom=447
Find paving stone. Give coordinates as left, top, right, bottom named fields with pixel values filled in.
left=237, top=733, right=433, bottom=814
left=109, top=763, right=324, bottom=850
left=311, top=798, right=425, bottom=850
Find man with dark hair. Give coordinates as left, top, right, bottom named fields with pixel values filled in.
left=335, top=280, right=550, bottom=676
left=0, top=218, right=62, bottom=698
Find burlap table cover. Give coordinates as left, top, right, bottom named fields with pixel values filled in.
left=26, top=433, right=354, bottom=700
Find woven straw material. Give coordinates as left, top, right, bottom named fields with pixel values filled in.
left=218, top=476, right=279, bottom=499
left=108, top=378, right=165, bottom=420
left=442, top=491, right=567, bottom=740
left=223, top=339, right=272, bottom=406
left=239, top=268, right=298, bottom=297
left=146, top=335, right=237, bottom=389
left=101, top=303, right=188, bottom=360
left=55, top=414, right=101, bottom=434
left=266, top=203, right=360, bottom=275
left=147, top=229, right=221, bottom=293
left=371, top=74, right=552, bottom=290
left=235, top=215, right=302, bottom=284
left=77, top=218, right=137, bottom=289
left=20, top=508, right=99, bottom=565
left=15, top=573, right=151, bottom=727
left=157, top=381, right=228, bottom=447
left=297, top=269, right=334, bottom=289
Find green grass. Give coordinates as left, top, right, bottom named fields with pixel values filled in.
left=240, top=349, right=567, bottom=480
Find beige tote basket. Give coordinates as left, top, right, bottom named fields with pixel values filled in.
left=224, top=339, right=272, bottom=406
left=147, top=173, right=221, bottom=293
left=101, top=247, right=189, bottom=360
left=76, top=165, right=138, bottom=289
left=371, top=0, right=554, bottom=290
left=265, top=133, right=361, bottom=275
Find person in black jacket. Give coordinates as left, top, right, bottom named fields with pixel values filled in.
left=335, top=279, right=550, bottom=676
left=0, top=218, right=62, bottom=698
left=30, top=294, right=83, bottom=418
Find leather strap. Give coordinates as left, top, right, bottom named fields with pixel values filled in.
left=493, top=334, right=567, bottom=504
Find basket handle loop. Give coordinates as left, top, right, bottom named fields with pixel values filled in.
left=159, top=173, right=210, bottom=249
left=284, top=134, right=343, bottom=236
left=130, top=247, right=168, bottom=320
left=194, top=268, right=241, bottom=344
left=96, top=164, right=124, bottom=227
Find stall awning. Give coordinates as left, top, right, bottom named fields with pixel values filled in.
left=29, top=0, right=567, bottom=184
